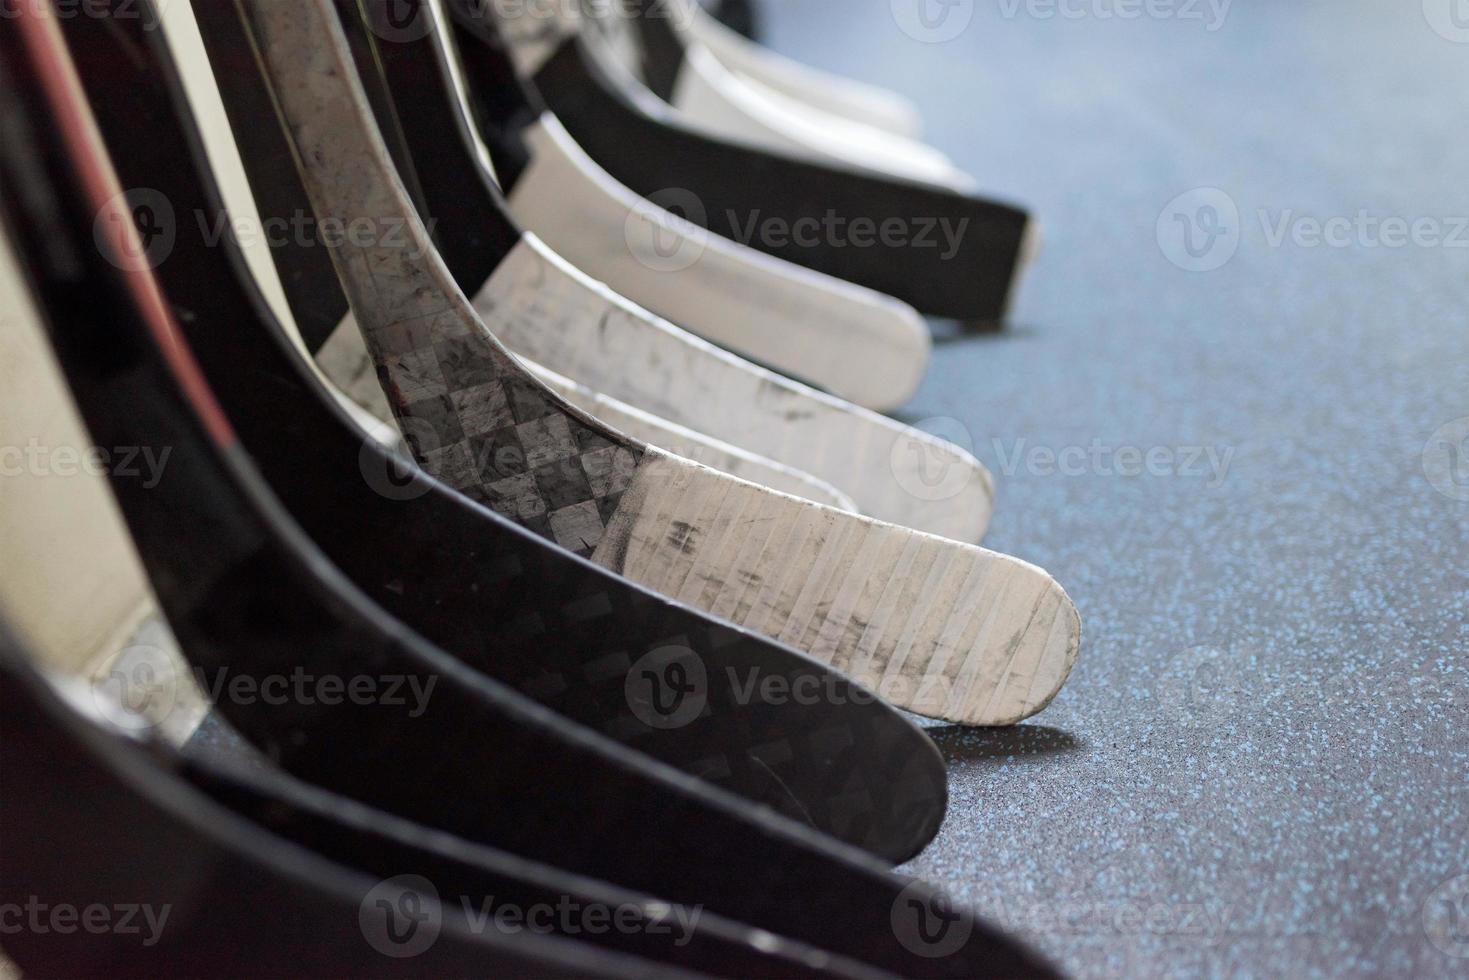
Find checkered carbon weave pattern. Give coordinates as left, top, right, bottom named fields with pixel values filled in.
left=378, top=315, right=645, bottom=558
left=257, top=0, right=648, bottom=559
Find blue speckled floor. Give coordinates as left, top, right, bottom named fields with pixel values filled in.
left=763, top=2, right=1469, bottom=976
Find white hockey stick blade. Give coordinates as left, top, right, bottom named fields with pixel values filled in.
left=599, top=450, right=1080, bottom=725
left=669, top=44, right=976, bottom=192
left=508, top=115, right=931, bottom=412
left=681, top=1, right=926, bottom=139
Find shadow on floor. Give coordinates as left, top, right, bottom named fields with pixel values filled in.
left=927, top=317, right=1045, bottom=346
left=923, top=723, right=1082, bottom=766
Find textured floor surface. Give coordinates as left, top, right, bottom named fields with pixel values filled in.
left=763, top=2, right=1469, bottom=977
